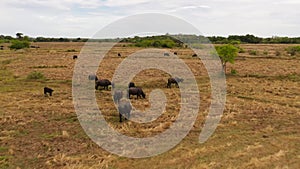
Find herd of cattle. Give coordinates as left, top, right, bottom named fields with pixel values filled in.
left=44, top=74, right=183, bottom=122
left=43, top=52, right=186, bottom=122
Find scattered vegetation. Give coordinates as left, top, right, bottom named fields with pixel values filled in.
left=66, top=49, right=76, bottom=52
left=30, top=65, right=67, bottom=69
left=275, top=50, right=281, bottom=56
left=230, top=69, right=238, bottom=75
left=9, top=40, right=30, bottom=50
left=26, top=71, right=45, bottom=80
left=286, top=46, right=300, bottom=56
left=263, top=50, right=269, bottom=55
left=249, top=50, right=258, bottom=55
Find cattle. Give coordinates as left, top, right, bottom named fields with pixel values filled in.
left=118, top=53, right=121, bottom=57
left=167, top=77, right=184, bottom=88
left=128, top=82, right=136, bottom=88
left=174, top=52, right=178, bottom=55
left=113, top=90, right=123, bottom=104
left=192, top=53, right=197, bottom=57
left=44, top=87, right=54, bottom=96
left=73, top=55, right=78, bottom=59
left=164, top=53, right=170, bottom=56
left=88, top=74, right=98, bottom=81
left=95, top=79, right=112, bottom=90
left=128, top=87, right=146, bottom=99
left=30, top=45, right=40, bottom=49
left=0, top=45, right=4, bottom=50
left=118, top=99, right=132, bottom=122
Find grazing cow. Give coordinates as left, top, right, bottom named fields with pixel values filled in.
left=88, top=74, right=98, bottom=81
left=167, top=77, right=184, bottom=88
left=118, top=99, right=132, bottom=122
left=73, top=55, right=78, bottom=59
left=128, top=82, right=136, bottom=88
left=164, top=53, right=170, bottom=56
left=95, top=79, right=112, bottom=90
left=44, top=87, right=54, bottom=96
left=113, top=90, right=123, bottom=104
left=128, top=87, right=146, bottom=99
left=174, top=52, right=178, bottom=55
left=192, top=53, right=197, bottom=57
left=30, top=45, right=40, bottom=49
left=0, top=45, right=4, bottom=50
left=118, top=53, right=121, bottom=57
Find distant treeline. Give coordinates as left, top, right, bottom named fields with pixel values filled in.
left=1, top=34, right=300, bottom=44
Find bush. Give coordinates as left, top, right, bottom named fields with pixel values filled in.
left=263, top=50, right=269, bottom=55
left=231, top=69, right=238, bottom=75
left=27, top=71, right=45, bottom=80
left=238, top=47, right=245, bottom=53
left=275, top=50, right=281, bottom=56
left=9, top=40, right=30, bottom=50
left=249, top=50, right=258, bottom=55
left=66, top=49, right=76, bottom=52
left=286, top=46, right=300, bottom=56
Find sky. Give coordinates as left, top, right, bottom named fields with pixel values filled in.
left=0, top=0, right=299, bottom=38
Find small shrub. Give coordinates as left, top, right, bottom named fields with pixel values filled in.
left=230, top=69, right=238, bottom=75
left=9, top=40, right=30, bottom=50
left=275, top=50, right=281, bottom=56
left=249, top=50, right=258, bottom=55
left=66, top=49, right=76, bottom=52
left=238, top=47, right=245, bottom=53
left=263, top=50, right=268, bottom=55
left=27, top=71, right=45, bottom=80
left=286, top=46, right=300, bottom=56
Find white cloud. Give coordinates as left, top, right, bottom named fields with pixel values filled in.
left=0, top=0, right=299, bottom=37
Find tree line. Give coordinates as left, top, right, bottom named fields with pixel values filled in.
left=1, top=33, right=300, bottom=44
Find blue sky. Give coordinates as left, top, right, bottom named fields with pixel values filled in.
left=0, top=0, right=299, bottom=38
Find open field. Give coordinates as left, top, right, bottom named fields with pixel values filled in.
left=0, top=42, right=299, bottom=168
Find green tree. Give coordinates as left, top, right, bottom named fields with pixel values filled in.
left=9, top=40, right=30, bottom=50
left=215, top=44, right=239, bottom=73
left=16, top=32, right=23, bottom=39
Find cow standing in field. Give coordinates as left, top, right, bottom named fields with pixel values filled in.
left=118, top=53, right=121, bottom=57
left=128, top=82, right=136, bottom=88
left=73, top=55, right=78, bottom=59
left=167, top=77, right=184, bottom=88
left=44, top=87, right=54, bottom=96
left=118, top=99, right=132, bottom=122
left=128, top=87, right=146, bottom=99
left=113, top=90, right=123, bottom=104
left=95, top=79, right=112, bottom=90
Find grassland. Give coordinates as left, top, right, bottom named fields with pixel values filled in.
left=0, top=42, right=299, bottom=168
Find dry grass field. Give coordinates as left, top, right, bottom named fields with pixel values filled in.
left=0, top=42, right=299, bottom=169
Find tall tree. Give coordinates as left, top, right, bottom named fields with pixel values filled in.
left=16, top=33, right=23, bottom=39
left=215, top=44, right=239, bottom=73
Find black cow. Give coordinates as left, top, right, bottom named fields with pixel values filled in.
left=44, top=87, right=54, bottom=96
left=164, top=53, right=170, bottom=56
left=118, top=99, right=132, bottom=122
left=113, top=90, right=123, bottom=104
left=95, top=79, right=112, bottom=90
left=88, top=74, right=98, bottom=81
left=73, top=55, right=78, bottom=59
left=118, top=53, right=121, bottom=57
left=167, top=77, right=184, bottom=88
left=192, top=53, right=197, bottom=57
left=174, top=52, right=178, bottom=55
left=128, top=82, right=136, bottom=88
left=128, top=87, right=146, bottom=99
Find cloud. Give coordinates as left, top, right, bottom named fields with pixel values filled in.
left=0, top=0, right=299, bottom=37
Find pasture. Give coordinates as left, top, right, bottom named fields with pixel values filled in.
left=0, top=42, right=299, bottom=168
